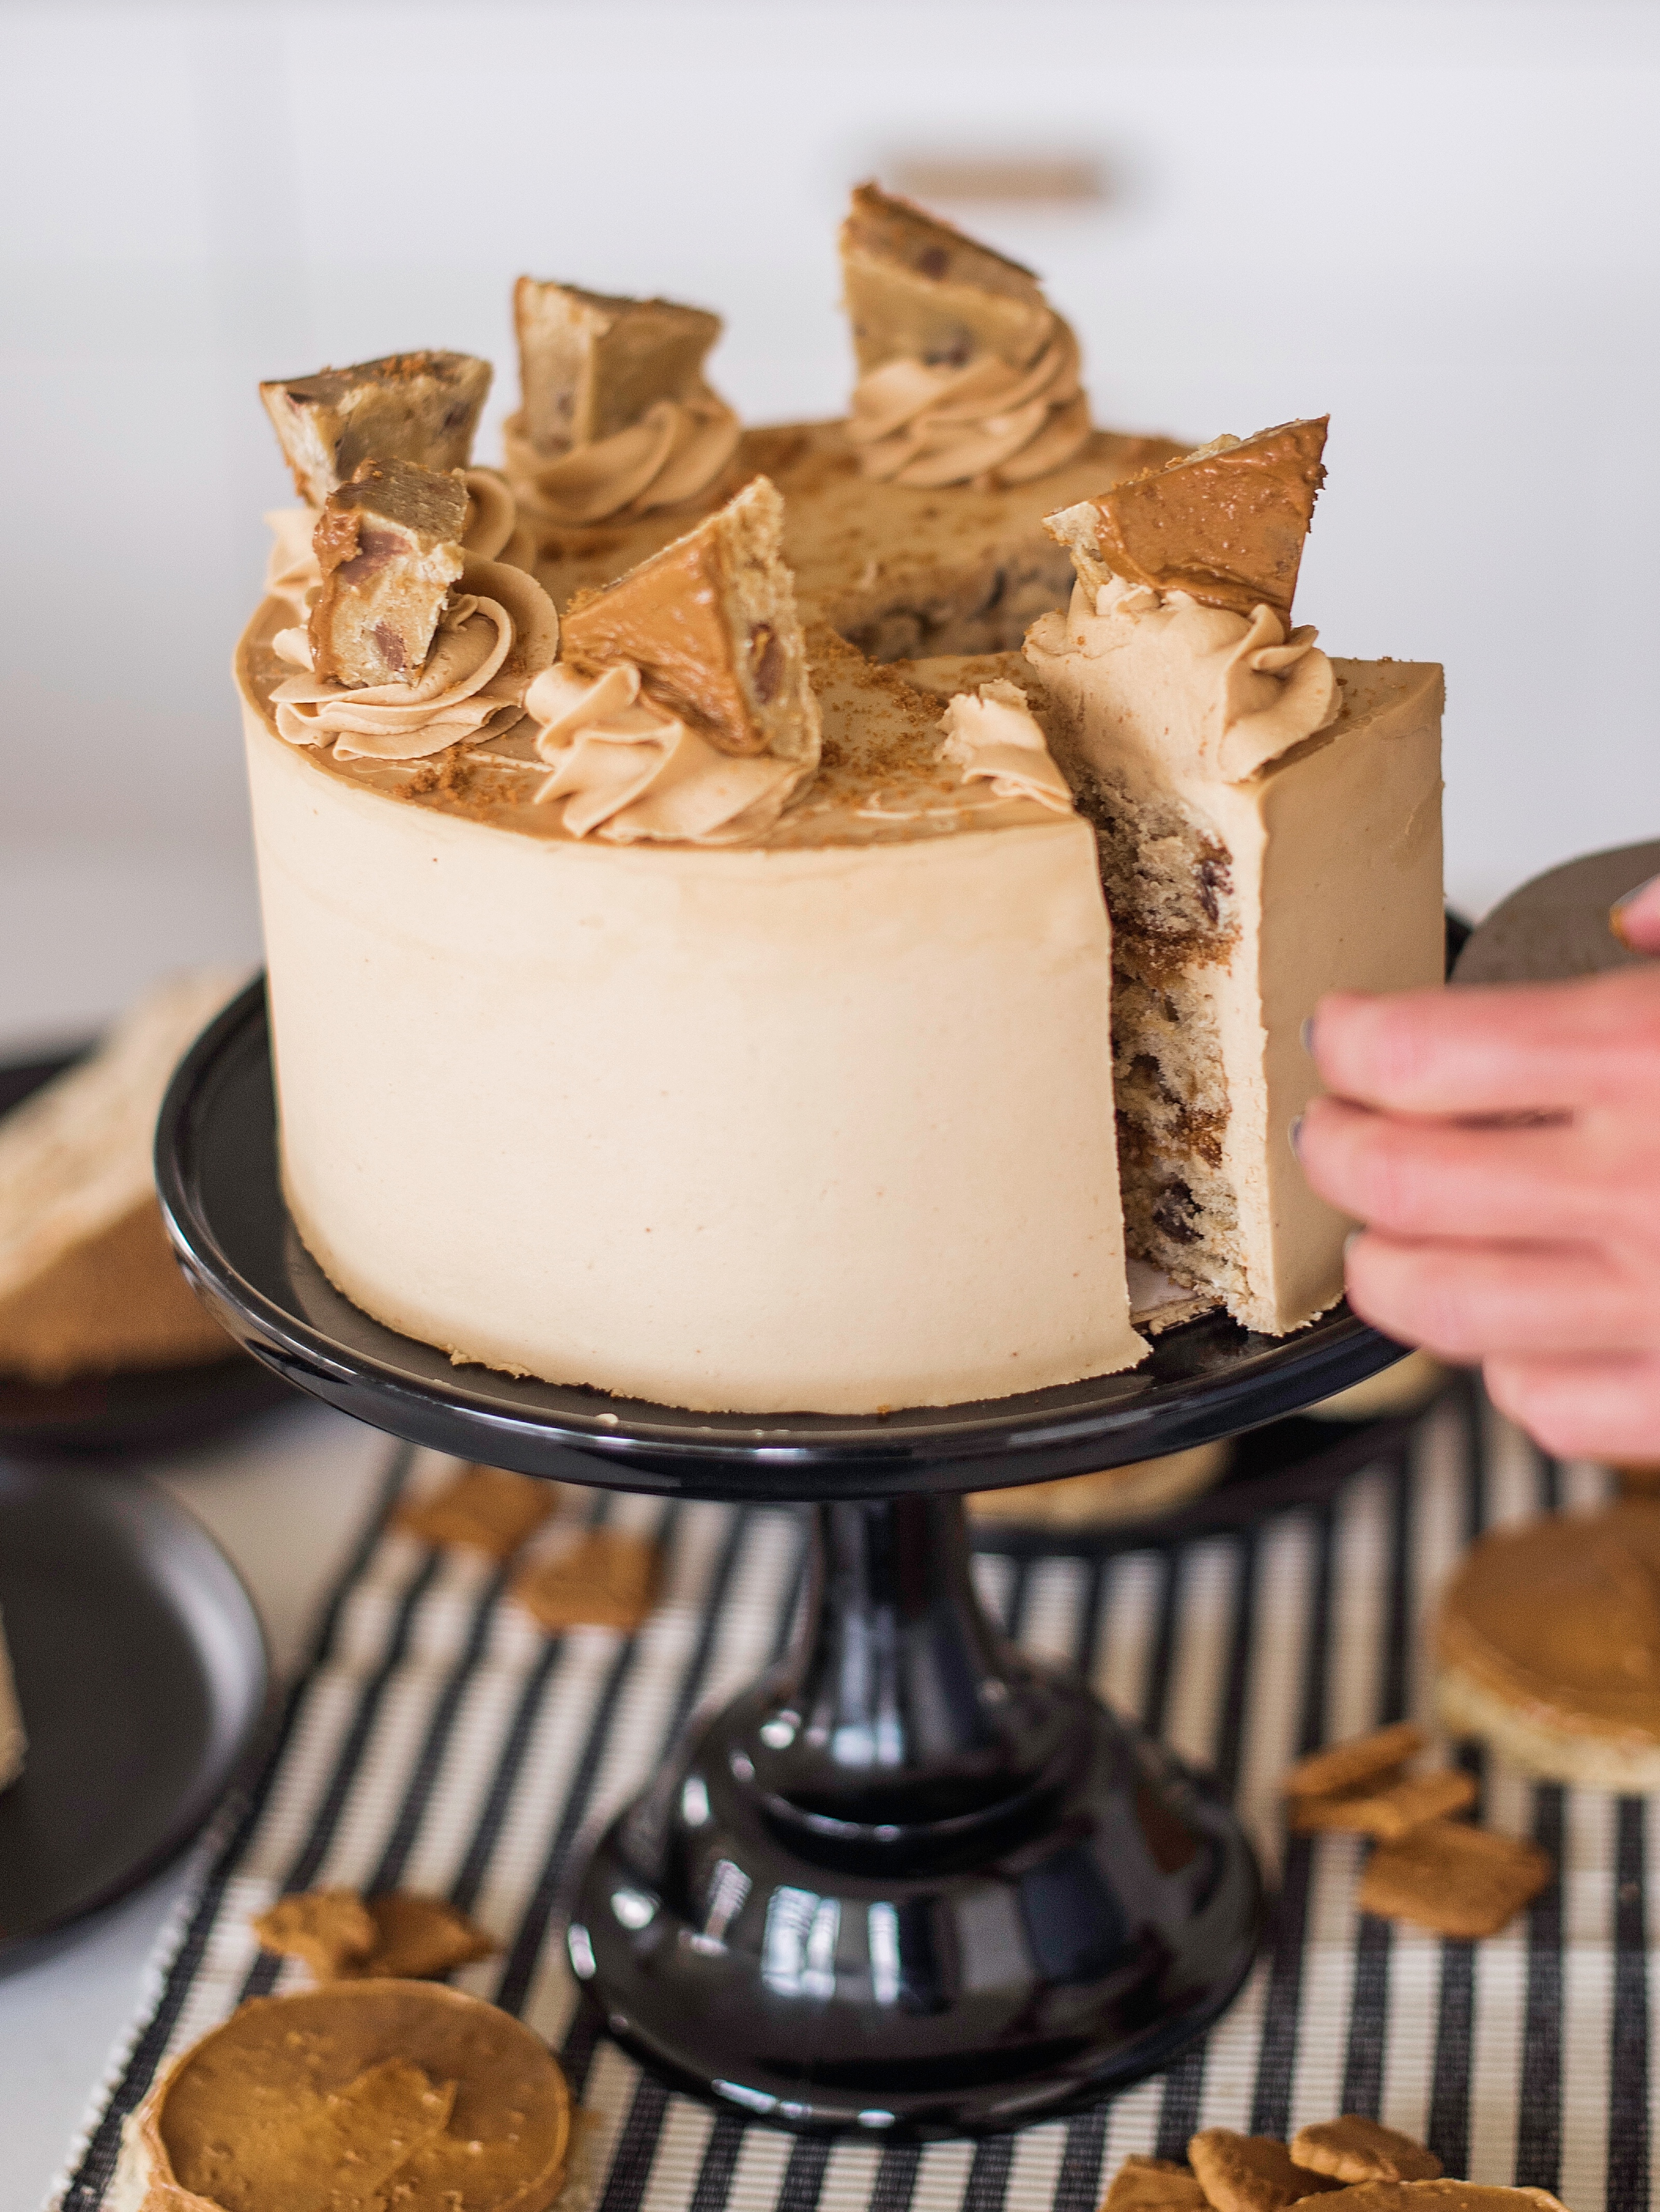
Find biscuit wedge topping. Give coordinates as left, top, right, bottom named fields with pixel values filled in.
left=1046, top=416, right=1329, bottom=625
left=514, top=279, right=724, bottom=455
left=308, top=459, right=468, bottom=689
left=560, top=475, right=819, bottom=761
left=840, top=181, right=1053, bottom=373
left=260, top=349, right=492, bottom=506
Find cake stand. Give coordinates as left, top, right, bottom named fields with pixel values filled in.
left=156, top=981, right=1410, bottom=2139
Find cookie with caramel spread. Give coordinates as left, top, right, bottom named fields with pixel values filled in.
left=115, top=1980, right=570, bottom=2212
left=1436, top=1502, right=1660, bottom=1788
left=309, top=459, right=468, bottom=689
left=1045, top=417, right=1329, bottom=626
left=560, top=475, right=818, bottom=760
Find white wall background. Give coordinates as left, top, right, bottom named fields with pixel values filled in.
left=2, top=0, right=1656, bottom=1048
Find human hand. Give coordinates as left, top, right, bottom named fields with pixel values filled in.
left=1296, top=872, right=1660, bottom=1462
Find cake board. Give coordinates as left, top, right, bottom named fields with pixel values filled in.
left=154, top=981, right=1417, bottom=2138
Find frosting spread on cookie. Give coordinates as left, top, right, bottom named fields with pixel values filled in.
left=846, top=314, right=1091, bottom=489
left=270, top=558, right=558, bottom=760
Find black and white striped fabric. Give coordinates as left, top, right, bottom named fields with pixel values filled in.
left=57, top=1383, right=1648, bottom=2212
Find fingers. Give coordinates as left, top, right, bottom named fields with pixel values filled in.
left=1309, top=964, right=1660, bottom=1117
left=1342, top=1230, right=1660, bottom=1361
left=1611, top=872, right=1660, bottom=955
left=1296, top=1094, right=1660, bottom=1247
left=1483, top=1350, right=1660, bottom=1464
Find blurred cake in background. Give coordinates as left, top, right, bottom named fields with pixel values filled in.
left=0, top=972, right=239, bottom=1382
left=0, top=1606, right=24, bottom=1791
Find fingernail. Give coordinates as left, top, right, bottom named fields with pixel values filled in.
left=1300, top=1014, right=1317, bottom=1056
left=1610, top=871, right=1660, bottom=950
left=1289, top=1114, right=1304, bottom=1158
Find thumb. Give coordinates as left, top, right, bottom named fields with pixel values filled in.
left=1612, top=872, right=1660, bottom=956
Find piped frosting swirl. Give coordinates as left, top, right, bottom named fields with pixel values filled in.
left=846, top=315, right=1090, bottom=490
left=270, top=557, right=559, bottom=760
left=503, top=390, right=741, bottom=530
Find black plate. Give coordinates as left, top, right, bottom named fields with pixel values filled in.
left=158, top=982, right=1414, bottom=1503
left=0, top=1461, right=269, bottom=1972
left=0, top=1049, right=297, bottom=1459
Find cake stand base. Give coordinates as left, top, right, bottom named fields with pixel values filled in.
left=569, top=1492, right=1260, bottom=2137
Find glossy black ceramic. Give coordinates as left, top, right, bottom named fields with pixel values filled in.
left=0, top=1462, right=269, bottom=1972
left=0, top=1049, right=295, bottom=1459
left=156, top=983, right=1410, bottom=1503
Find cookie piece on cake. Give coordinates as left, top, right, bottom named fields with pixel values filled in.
left=112, top=1981, right=571, bottom=2212
left=260, top=350, right=492, bottom=507
left=1025, top=420, right=1444, bottom=1336
left=1046, top=418, right=1329, bottom=625
left=560, top=474, right=818, bottom=761
left=840, top=180, right=1053, bottom=376
left=515, top=280, right=723, bottom=455
left=0, top=973, right=239, bottom=1382
left=308, top=459, right=469, bottom=688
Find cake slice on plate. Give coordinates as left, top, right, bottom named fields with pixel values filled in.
left=0, top=972, right=242, bottom=1383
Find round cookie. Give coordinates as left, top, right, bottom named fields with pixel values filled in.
left=1305, top=2187, right=1569, bottom=2212
left=1290, top=2119, right=1441, bottom=2185
left=1436, top=1503, right=1660, bottom=1789
left=112, top=1980, right=570, bottom=2212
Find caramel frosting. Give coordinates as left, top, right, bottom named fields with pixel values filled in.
left=847, top=313, right=1091, bottom=489
left=270, top=557, right=559, bottom=761
left=1029, top=575, right=1338, bottom=785
left=1437, top=1504, right=1660, bottom=1745
left=1046, top=418, right=1329, bottom=626
left=511, top=659, right=812, bottom=844
left=938, top=680, right=1074, bottom=812
left=122, top=1980, right=570, bottom=2212
left=264, top=468, right=535, bottom=617
left=503, top=387, right=741, bottom=529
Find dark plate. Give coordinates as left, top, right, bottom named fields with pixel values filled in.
left=0, top=1048, right=297, bottom=1459
left=158, top=982, right=1418, bottom=1503
left=967, top=1406, right=1424, bottom=1557
left=0, top=1461, right=269, bottom=1973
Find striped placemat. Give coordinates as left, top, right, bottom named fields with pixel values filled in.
left=57, top=1381, right=1647, bottom=2212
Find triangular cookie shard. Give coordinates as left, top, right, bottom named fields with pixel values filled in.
left=514, top=279, right=724, bottom=455
left=1045, top=416, right=1330, bottom=625
left=260, top=350, right=492, bottom=507
left=560, top=475, right=820, bottom=762
left=309, top=459, right=467, bottom=689
left=840, top=180, right=1053, bottom=373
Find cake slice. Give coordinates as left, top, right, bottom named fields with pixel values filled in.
left=309, top=459, right=469, bottom=687
left=260, top=350, right=492, bottom=507
left=560, top=475, right=818, bottom=761
left=840, top=180, right=1053, bottom=375
left=514, top=279, right=724, bottom=455
left=0, top=972, right=242, bottom=1382
left=1021, top=423, right=1444, bottom=1334
left=0, top=1606, right=24, bottom=1792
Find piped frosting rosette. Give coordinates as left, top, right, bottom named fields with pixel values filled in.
left=515, top=660, right=810, bottom=844
left=1065, top=574, right=1340, bottom=782
left=502, top=386, right=742, bottom=531
left=270, top=558, right=560, bottom=762
left=847, top=315, right=1091, bottom=490
left=939, top=681, right=1074, bottom=811
left=263, top=469, right=536, bottom=618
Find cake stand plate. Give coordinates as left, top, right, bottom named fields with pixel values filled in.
left=152, top=981, right=1413, bottom=2137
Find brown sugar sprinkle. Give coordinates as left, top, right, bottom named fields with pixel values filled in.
left=512, top=1526, right=662, bottom=1634
left=1290, top=2119, right=1443, bottom=2185
left=396, top=1463, right=560, bottom=1560
left=1282, top=1721, right=1426, bottom=1801
left=1187, top=2130, right=1338, bottom=2212
left=1289, top=1767, right=1477, bottom=1840
left=1356, top=1820, right=1553, bottom=1940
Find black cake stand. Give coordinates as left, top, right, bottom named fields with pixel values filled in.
left=156, top=981, right=1409, bottom=2139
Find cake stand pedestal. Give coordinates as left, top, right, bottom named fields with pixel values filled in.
left=156, top=983, right=1412, bottom=2138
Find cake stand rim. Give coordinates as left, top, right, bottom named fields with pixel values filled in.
left=155, top=979, right=1410, bottom=1501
